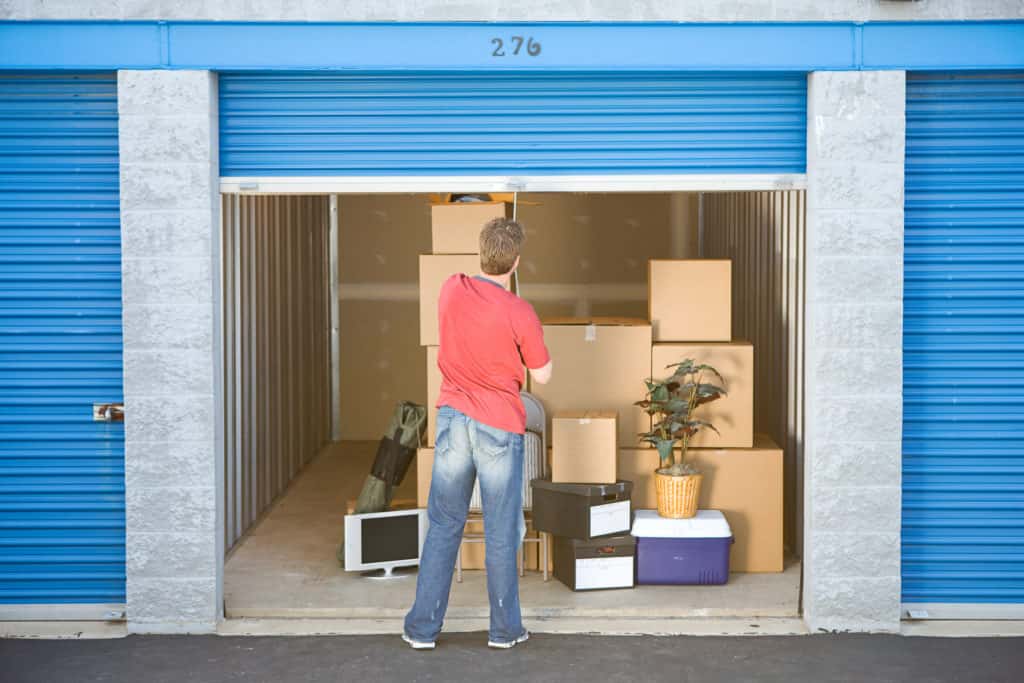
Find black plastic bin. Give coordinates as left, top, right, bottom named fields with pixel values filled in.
left=531, top=479, right=632, bottom=540
left=552, top=534, right=636, bottom=591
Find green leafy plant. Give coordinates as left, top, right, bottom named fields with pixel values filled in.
left=636, top=359, right=727, bottom=476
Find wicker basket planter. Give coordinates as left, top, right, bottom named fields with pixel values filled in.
left=655, top=472, right=703, bottom=519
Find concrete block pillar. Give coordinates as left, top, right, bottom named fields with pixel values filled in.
left=118, top=70, right=222, bottom=633
left=804, top=71, right=906, bottom=633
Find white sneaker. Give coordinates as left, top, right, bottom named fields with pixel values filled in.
left=488, top=631, right=530, bottom=649
left=402, top=633, right=436, bottom=650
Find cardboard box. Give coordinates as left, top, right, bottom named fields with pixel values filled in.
left=551, top=411, right=618, bottom=484
left=419, top=254, right=484, bottom=346
left=415, top=447, right=540, bottom=571
left=616, top=434, right=783, bottom=572
left=649, top=260, right=732, bottom=342
left=431, top=202, right=512, bottom=254
left=531, top=318, right=652, bottom=446
left=426, top=346, right=441, bottom=446
left=651, top=341, right=754, bottom=448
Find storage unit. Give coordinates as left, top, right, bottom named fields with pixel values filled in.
left=902, top=72, right=1024, bottom=615
left=632, top=510, right=733, bottom=585
left=0, top=74, right=126, bottom=614
left=531, top=480, right=632, bottom=539
left=651, top=342, right=754, bottom=448
left=552, top=534, right=636, bottom=591
left=551, top=411, right=618, bottom=484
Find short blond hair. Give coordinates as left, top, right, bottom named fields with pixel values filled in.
left=479, top=217, right=525, bottom=275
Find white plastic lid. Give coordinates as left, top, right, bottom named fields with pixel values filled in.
left=631, top=509, right=732, bottom=539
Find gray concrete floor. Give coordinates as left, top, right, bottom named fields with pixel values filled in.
left=3, top=633, right=1023, bottom=683
left=225, top=442, right=800, bottom=627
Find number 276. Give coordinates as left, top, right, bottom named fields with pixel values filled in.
left=491, top=36, right=541, bottom=57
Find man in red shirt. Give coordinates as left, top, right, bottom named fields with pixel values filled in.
left=404, top=217, right=551, bottom=651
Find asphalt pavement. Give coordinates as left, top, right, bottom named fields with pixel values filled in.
left=3, top=632, right=1022, bottom=682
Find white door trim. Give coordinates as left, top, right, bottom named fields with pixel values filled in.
left=0, top=603, right=126, bottom=622
left=220, top=174, right=806, bottom=195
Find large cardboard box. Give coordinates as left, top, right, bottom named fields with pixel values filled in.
left=416, top=447, right=540, bottom=570
left=531, top=318, right=652, bottom=446
left=426, top=346, right=441, bottom=446
left=551, top=411, right=618, bottom=484
left=616, top=434, right=783, bottom=572
left=649, top=260, right=732, bottom=342
left=419, top=254, right=483, bottom=346
left=431, top=202, right=512, bottom=254
left=651, top=341, right=754, bottom=448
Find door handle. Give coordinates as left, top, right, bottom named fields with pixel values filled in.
left=93, top=402, right=125, bottom=422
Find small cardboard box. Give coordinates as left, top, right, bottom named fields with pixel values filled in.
left=531, top=479, right=632, bottom=540
left=649, top=260, right=732, bottom=342
left=552, top=534, right=636, bottom=592
left=419, top=254, right=483, bottom=346
left=431, top=202, right=512, bottom=254
left=651, top=341, right=754, bottom=448
left=551, top=411, right=618, bottom=484
left=416, top=447, right=434, bottom=507
left=616, top=434, right=783, bottom=572
left=531, top=318, right=652, bottom=446
left=426, top=346, right=441, bottom=446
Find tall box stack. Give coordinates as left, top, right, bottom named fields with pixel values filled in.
left=641, top=259, right=784, bottom=573
left=418, top=201, right=514, bottom=573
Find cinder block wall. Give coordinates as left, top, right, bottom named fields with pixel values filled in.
left=803, top=71, right=905, bottom=633
left=119, top=70, right=222, bottom=634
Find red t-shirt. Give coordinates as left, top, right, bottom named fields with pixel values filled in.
left=435, top=273, right=550, bottom=434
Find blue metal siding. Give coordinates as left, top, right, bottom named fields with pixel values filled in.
left=0, top=74, right=125, bottom=605
left=219, top=72, right=807, bottom=177
left=903, top=72, right=1024, bottom=604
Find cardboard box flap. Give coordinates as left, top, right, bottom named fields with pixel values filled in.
left=542, top=316, right=649, bottom=326
left=554, top=410, right=618, bottom=421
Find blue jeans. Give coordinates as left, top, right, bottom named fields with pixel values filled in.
left=404, top=406, right=527, bottom=644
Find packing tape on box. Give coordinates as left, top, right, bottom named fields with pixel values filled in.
left=578, top=418, right=591, bottom=425
left=584, top=324, right=597, bottom=342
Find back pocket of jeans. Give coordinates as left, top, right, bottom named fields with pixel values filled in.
left=476, top=422, right=510, bottom=457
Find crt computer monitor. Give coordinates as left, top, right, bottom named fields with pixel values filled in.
left=343, top=508, right=429, bottom=577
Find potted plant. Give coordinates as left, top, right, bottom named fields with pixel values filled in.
left=636, top=359, right=726, bottom=519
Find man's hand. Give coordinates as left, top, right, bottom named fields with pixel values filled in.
left=529, top=360, right=553, bottom=385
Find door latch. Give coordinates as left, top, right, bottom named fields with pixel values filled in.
left=93, top=402, right=125, bottom=422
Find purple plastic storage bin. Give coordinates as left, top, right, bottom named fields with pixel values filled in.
left=631, top=509, right=733, bottom=585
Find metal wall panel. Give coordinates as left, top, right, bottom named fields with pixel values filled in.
left=902, top=73, right=1024, bottom=609
left=0, top=74, right=125, bottom=610
left=221, top=195, right=333, bottom=551
left=702, top=190, right=806, bottom=554
left=219, top=72, right=807, bottom=177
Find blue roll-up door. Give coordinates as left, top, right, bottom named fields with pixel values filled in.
left=903, top=72, right=1024, bottom=614
left=219, top=72, right=807, bottom=177
left=0, top=74, right=125, bottom=613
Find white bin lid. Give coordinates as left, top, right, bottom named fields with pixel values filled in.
left=631, top=509, right=732, bottom=539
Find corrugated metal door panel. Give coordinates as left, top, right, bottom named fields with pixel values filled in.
left=219, top=72, right=807, bottom=176
left=903, top=72, right=1024, bottom=607
left=0, top=74, right=125, bottom=607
